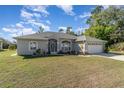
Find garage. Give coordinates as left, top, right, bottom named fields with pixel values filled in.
left=76, top=36, right=107, bottom=54
left=87, top=44, right=103, bottom=54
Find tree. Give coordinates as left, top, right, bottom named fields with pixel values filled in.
left=87, top=6, right=104, bottom=25
left=65, top=27, right=77, bottom=36
left=69, top=31, right=76, bottom=35
left=91, top=5, right=104, bottom=14
left=85, top=5, right=124, bottom=46
left=66, top=27, right=72, bottom=34
left=59, top=28, right=64, bottom=33
left=38, top=26, right=44, bottom=33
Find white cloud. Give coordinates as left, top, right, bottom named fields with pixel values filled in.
left=79, top=12, right=91, bottom=19
left=10, top=28, right=35, bottom=37
left=56, top=5, right=75, bottom=16
left=16, top=23, right=24, bottom=28
left=2, top=27, right=18, bottom=33
left=33, top=13, right=41, bottom=18
left=2, top=5, right=51, bottom=41
left=9, top=33, right=18, bottom=37
left=2, top=27, right=11, bottom=32
left=46, top=20, right=51, bottom=25
left=2, top=22, right=24, bottom=33
left=26, top=19, right=50, bottom=31
left=25, top=5, right=49, bottom=17
left=2, top=22, right=35, bottom=37
left=58, top=26, right=66, bottom=30
left=21, top=9, right=33, bottom=19
left=20, top=6, right=51, bottom=31
left=20, top=28, right=35, bottom=35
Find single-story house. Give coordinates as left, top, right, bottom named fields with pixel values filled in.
left=14, top=32, right=107, bottom=55
left=0, top=38, right=3, bottom=50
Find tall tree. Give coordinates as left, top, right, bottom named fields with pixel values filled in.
left=38, top=26, right=44, bottom=33
left=66, top=27, right=72, bottom=34
left=66, top=27, right=76, bottom=35
left=59, top=28, right=64, bottom=33
left=85, top=5, right=124, bottom=45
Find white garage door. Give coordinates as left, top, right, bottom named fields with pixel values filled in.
left=88, top=45, right=103, bottom=54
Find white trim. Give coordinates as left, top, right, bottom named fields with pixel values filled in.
left=29, top=41, right=38, bottom=51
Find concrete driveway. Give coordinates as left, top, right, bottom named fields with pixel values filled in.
left=93, top=53, right=124, bottom=61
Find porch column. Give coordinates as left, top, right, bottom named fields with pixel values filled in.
left=57, top=40, right=60, bottom=52
left=84, top=42, right=88, bottom=54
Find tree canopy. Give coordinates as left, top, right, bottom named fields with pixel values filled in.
left=38, top=26, right=44, bottom=33
left=85, top=6, right=124, bottom=45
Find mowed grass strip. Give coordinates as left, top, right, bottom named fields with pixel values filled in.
left=0, top=50, right=124, bottom=87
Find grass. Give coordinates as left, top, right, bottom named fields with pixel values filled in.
left=0, top=50, right=124, bottom=88
left=109, top=51, right=124, bottom=55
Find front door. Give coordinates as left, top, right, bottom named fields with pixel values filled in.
left=48, top=39, right=57, bottom=54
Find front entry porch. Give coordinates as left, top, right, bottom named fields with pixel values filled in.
left=48, top=39, right=72, bottom=54
left=48, top=39, right=57, bottom=54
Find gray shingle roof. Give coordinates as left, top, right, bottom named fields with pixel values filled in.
left=76, top=36, right=107, bottom=43
left=13, top=32, right=107, bottom=43
left=13, top=32, right=77, bottom=40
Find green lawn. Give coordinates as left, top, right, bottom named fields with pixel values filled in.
left=0, top=50, right=124, bottom=88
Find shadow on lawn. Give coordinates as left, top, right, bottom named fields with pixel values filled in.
left=0, top=50, right=5, bottom=52
left=22, top=54, right=65, bottom=59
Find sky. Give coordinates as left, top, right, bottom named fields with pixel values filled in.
left=0, top=5, right=97, bottom=41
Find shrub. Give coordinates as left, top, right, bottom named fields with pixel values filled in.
left=33, top=49, right=47, bottom=56
left=70, top=51, right=77, bottom=55
left=58, top=50, right=64, bottom=54
left=8, top=44, right=17, bottom=50
left=109, top=42, right=124, bottom=51
left=58, top=50, right=77, bottom=55
left=36, top=49, right=41, bottom=55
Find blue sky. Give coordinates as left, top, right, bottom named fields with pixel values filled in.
left=0, top=5, right=96, bottom=41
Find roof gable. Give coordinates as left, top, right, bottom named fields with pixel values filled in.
left=14, top=32, right=77, bottom=40
left=76, top=36, right=107, bottom=43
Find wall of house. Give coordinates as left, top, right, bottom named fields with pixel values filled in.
left=0, top=41, right=2, bottom=50
left=17, top=38, right=75, bottom=55
left=17, top=39, right=48, bottom=55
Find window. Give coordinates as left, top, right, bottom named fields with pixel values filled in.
left=29, top=41, right=38, bottom=50
left=61, top=41, right=71, bottom=53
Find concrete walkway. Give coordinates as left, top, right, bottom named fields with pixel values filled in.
left=94, top=53, right=124, bottom=61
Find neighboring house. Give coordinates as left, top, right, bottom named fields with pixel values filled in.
left=14, top=32, right=107, bottom=55
left=0, top=38, right=3, bottom=50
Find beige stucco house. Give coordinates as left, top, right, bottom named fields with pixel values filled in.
left=14, top=32, right=107, bottom=55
